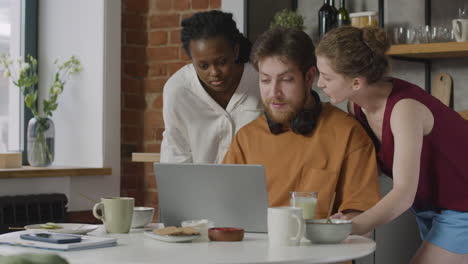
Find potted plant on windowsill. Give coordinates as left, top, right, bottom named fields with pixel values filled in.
left=0, top=54, right=81, bottom=167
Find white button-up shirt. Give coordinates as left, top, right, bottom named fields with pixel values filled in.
left=160, top=63, right=263, bottom=164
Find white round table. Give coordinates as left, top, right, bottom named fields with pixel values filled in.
left=0, top=226, right=375, bottom=264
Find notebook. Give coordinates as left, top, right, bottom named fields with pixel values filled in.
left=154, top=163, right=269, bottom=233
left=0, top=231, right=117, bottom=251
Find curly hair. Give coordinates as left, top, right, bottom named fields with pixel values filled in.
left=181, top=10, right=251, bottom=63
left=315, top=26, right=391, bottom=84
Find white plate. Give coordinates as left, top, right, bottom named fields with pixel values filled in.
left=132, top=223, right=164, bottom=230
left=144, top=230, right=200, bottom=243
left=130, top=223, right=165, bottom=233
left=24, top=223, right=99, bottom=235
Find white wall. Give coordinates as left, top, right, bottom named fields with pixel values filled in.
left=6, top=0, right=21, bottom=151
left=0, top=0, right=121, bottom=211
left=222, top=0, right=245, bottom=34
left=39, top=1, right=105, bottom=166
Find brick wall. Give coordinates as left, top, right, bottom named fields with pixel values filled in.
left=121, top=0, right=221, bottom=219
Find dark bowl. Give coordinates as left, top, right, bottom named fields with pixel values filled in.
left=208, top=227, right=244, bottom=241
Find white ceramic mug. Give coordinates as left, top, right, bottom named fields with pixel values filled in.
left=93, top=197, right=134, bottom=233
left=268, top=207, right=305, bottom=246
left=452, top=19, right=468, bottom=42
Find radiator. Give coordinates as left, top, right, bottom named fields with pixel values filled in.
left=0, top=194, right=67, bottom=234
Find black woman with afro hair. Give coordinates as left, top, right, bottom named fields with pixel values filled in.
left=160, top=10, right=262, bottom=164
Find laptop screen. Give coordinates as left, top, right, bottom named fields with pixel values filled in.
left=154, top=163, right=269, bottom=233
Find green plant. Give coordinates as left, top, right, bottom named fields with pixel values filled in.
left=0, top=54, right=81, bottom=165
left=270, top=9, right=305, bottom=30
left=0, top=54, right=82, bottom=119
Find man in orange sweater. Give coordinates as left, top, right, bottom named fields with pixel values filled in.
left=223, top=28, right=380, bottom=220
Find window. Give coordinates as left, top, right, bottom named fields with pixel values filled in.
left=0, top=0, right=21, bottom=152
left=0, top=0, right=37, bottom=164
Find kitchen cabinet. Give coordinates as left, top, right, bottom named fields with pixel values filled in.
left=388, top=41, right=468, bottom=59
left=388, top=41, right=468, bottom=107
left=382, top=0, right=467, bottom=100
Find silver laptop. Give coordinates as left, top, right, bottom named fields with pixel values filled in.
left=154, top=163, right=268, bottom=233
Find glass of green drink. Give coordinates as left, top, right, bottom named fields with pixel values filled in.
left=290, top=192, right=318, bottom=220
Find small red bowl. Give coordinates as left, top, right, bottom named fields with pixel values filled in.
left=208, top=227, right=244, bottom=241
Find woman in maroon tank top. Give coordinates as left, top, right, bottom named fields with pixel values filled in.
left=315, top=26, right=468, bottom=263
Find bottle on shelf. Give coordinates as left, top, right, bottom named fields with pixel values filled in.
left=328, top=0, right=338, bottom=17
left=319, top=0, right=337, bottom=39
left=329, top=0, right=339, bottom=18
left=337, top=0, right=351, bottom=27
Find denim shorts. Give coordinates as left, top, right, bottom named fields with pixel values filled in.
left=411, top=208, right=468, bottom=254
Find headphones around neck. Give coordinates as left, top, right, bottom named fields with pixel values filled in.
left=265, top=90, right=322, bottom=135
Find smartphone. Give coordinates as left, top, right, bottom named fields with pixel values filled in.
left=20, top=233, right=82, bottom=244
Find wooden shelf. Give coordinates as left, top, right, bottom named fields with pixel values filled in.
left=0, top=166, right=112, bottom=179
left=132, top=153, right=160, bottom=162
left=387, top=42, right=468, bottom=59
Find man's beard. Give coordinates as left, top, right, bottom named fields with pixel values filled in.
left=262, top=97, right=305, bottom=124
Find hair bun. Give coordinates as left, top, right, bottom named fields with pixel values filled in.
left=362, top=27, right=390, bottom=56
